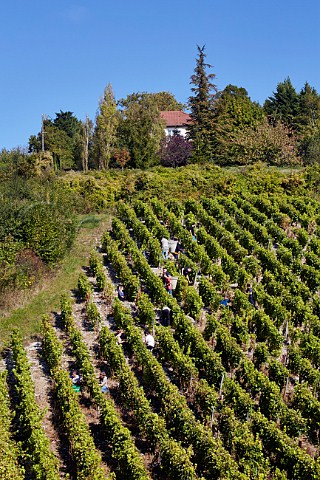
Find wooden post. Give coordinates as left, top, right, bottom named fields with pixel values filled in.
left=219, top=373, right=225, bottom=398
left=210, top=405, right=215, bottom=429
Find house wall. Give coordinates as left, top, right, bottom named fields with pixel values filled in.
left=164, top=126, right=188, bottom=137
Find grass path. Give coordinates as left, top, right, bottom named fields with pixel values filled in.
left=0, top=213, right=111, bottom=349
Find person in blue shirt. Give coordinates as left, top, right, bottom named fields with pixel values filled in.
left=220, top=294, right=231, bottom=307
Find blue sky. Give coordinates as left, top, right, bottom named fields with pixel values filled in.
left=1, top=0, right=319, bottom=149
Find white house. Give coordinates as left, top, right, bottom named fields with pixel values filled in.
left=160, top=111, right=191, bottom=137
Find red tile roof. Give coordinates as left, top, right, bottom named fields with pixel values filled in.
left=160, top=111, right=191, bottom=127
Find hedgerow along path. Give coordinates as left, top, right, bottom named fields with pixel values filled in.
left=0, top=213, right=111, bottom=350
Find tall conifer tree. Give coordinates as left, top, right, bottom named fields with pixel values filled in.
left=187, top=45, right=218, bottom=162
left=263, top=77, right=299, bottom=129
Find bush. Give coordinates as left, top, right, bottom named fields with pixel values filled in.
left=18, top=203, right=76, bottom=266
left=183, top=286, right=204, bottom=319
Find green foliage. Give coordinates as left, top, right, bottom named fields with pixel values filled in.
left=0, top=176, right=79, bottom=297
left=89, top=250, right=100, bottom=275
left=118, top=92, right=165, bottom=168
left=41, top=316, right=63, bottom=374
left=198, top=277, right=220, bottom=311
left=93, top=84, right=120, bottom=170
left=29, top=111, right=84, bottom=170
left=253, top=342, right=269, bottom=368
left=95, top=266, right=106, bottom=291
left=264, top=77, right=300, bottom=128
left=64, top=314, right=151, bottom=480
left=188, top=45, right=217, bottom=162
left=60, top=294, right=74, bottom=331
left=155, top=324, right=199, bottom=386
left=86, top=302, right=102, bottom=330
left=0, top=372, right=25, bottom=479
left=18, top=203, right=76, bottom=266
left=112, top=301, right=241, bottom=479
left=99, top=326, right=199, bottom=480
left=10, top=329, right=60, bottom=480
left=268, top=359, right=289, bottom=388
left=136, top=292, right=156, bottom=329
left=183, top=286, right=204, bottom=319
left=214, top=324, right=243, bottom=369
left=54, top=368, right=106, bottom=480
left=77, top=272, right=93, bottom=300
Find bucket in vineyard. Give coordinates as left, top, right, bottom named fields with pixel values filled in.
left=168, top=239, right=178, bottom=253
left=171, top=276, right=178, bottom=290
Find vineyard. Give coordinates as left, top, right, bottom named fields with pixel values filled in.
left=2, top=191, right=320, bottom=479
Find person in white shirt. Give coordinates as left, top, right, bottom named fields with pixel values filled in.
left=71, top=370, right=80, bottom=385
left=100, top=372, right=109, bottom=393
left=71, top=371, right=81, bottom=392
left=145, top=332, right=155, bottom=350
left=161, top=237, right=169, bottom=260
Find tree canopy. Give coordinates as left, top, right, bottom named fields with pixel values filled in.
left=29, top=111, right=83, bottom=170
left=93, top=84, right=120, bottom=170
left=24, top=58, right=320, bottom=169
left=117, top=92, right=166, bottom=169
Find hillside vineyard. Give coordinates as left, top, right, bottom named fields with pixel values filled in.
left=3, top=193, right=320, bottom=479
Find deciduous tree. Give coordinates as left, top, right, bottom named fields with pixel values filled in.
left=213, top=85, right=265, bottom=164
left=114, top=148, right=131, bottom=170
left=151, top=91, right=185, bottom=111
left=226, top=118, right=299, bottom=166
left=158, top=132, right=193, bottom=167
left=118, top=92, right=165, bottom=169
left=93, top=83, right=120, bottom=169
left=28, top=111, right=83, bottom=170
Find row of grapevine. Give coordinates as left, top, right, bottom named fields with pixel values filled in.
left=9, top=329, right=60, bottom=480
left=103, top=207, right=318, bottom=478
left=120, top=198, right=320, bottom=476
left=0, top=371, right=25, bottom=479
left=40, top=316, right=110, bottom=480
left=59, top=296, right=150, bottom=480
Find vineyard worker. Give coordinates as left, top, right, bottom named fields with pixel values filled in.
left=71, top=371, right=81, bottom=393
left=162, top=306, right=171, bottom=326
left=116, top=329, right=124, bottom=344
left=118, top=285, right=125, bottom=301
left=183, top=267, right=193, bottom=285
left=165, top=277, right=173, bottom=295
left=162, top=268, right=170, bottom=284
left=161, top=237, right=169, bottom=259
left=190, top=223, right=197, bottom=241
left=220, top=294, right=231, bottom=307
left=172, top=239, right=182, bottom=260
left=145, top=331, right=155, bottom=351
left=100, top=372, right=109, bottom=393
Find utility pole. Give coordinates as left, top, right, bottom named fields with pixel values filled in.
left=41, top=114, right=48, bottom=152
left=82, top=114, right=89, bottom=173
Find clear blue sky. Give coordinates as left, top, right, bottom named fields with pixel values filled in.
left=1, top=0, right=319, bottom=150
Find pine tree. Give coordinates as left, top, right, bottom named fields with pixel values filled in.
left=263, top=77, right=299, bottom=129
left=187, top=45, right=218, bottom=162
left=298, top=82, right=320, bottom=134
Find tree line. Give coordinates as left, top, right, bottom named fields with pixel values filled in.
left=1, top=45, right=319, bottom=171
